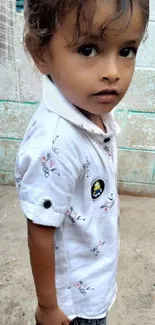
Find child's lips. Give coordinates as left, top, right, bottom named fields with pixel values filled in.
left=92, top=89, right=119, bottom=104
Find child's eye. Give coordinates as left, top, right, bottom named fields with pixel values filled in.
left=119, top=47, right=137, bottom=59
left=78, top=44, right=98, bottom=57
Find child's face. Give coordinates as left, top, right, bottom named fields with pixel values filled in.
left=39, top=0, right=145, bottom=115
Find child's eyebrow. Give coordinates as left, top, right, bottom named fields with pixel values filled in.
left=66, top=31, right=104, bottom=48
left=78, top=32, right=104, bottom=43
left=76, top=36, right=141, bottom=47
left=122, top=39, right=141, bottom=46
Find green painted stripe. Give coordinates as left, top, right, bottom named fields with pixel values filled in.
left=128, top=110, right=155, bottom=115
left=0, top=99, right=38, bottom=105
left=0, top=170, right=14, bottom=173
left=118, top=180, right=155, bottom=185
left=0, top=137, right=22, bottom=141
left=118, top=147, right=155, bottom=153
left=116, top=109, right=155, bottom=115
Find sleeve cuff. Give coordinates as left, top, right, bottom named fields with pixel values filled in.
left=20, top=200, right=65, bottom=227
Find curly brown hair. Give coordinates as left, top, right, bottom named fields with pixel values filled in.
left=24, top=0, right=149, bottom=51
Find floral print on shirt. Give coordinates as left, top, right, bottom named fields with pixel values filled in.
left=75, top=281, right=94, bottom=295
left=103, top=145, right=111, bottom=156
left=52, top=135, right=59, bottom=155
left=83, top=157, right=91, bottom=178
left=90, top=240, right=105, bottom=256
left=15, top=176, right=23, bottom=188
left=100, top=194, right=115, bottom=213
left=39, top=152, right=60, bottom=178
left=65, top=207, right=85, bottom=224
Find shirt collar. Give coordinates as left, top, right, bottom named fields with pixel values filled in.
left=42, top=75, right=114, bottom=137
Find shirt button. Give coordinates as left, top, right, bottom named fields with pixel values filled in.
left=43, top=200, right=52, bottom=209
left=104, top=137, right=111, bottom=143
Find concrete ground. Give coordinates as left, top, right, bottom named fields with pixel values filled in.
left=0, top=186, right=155, bottom=325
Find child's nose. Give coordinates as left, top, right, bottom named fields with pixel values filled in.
left=99, top=57, right=120, bottom=83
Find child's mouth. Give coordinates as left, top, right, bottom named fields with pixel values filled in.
left=92, top=89, right=119, bottom=104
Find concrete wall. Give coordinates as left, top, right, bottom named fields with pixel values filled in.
left=0, top=2, right=155, bottom=197
left=117, top=1, right=155, bottom=196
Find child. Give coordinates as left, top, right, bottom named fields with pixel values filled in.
left=15, top=1, right=149, bottom=325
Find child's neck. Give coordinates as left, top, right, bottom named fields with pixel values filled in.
left=79, top=108, right=107, bottom=133
left=92, top=114, right=107, bottom=133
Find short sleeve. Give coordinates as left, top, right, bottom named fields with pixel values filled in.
left=15, top=146, right=81, bottom=227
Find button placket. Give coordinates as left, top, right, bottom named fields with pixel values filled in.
left=104, top=137, right=111, bottom=144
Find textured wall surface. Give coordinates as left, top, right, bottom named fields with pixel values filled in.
left=116, top=1, right=155, bottom=196
left=0, top=2, right=155, bottom=196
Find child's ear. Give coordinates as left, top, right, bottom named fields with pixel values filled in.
left=25, top=33, right=50, bottom=74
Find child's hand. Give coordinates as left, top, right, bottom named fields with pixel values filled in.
left=35, top=305, right=71, bottom=325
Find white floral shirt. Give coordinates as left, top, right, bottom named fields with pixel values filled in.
left=15, top=76, right=120, bottom=320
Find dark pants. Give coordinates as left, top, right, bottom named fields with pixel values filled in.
left=70, top=317, right=106, bottom=325
left=36, top=316, right=107, bottom=325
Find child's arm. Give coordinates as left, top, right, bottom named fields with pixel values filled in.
left=27, top=220, right=71, bottom=325
left=16, top=144, right=80, bottom=324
